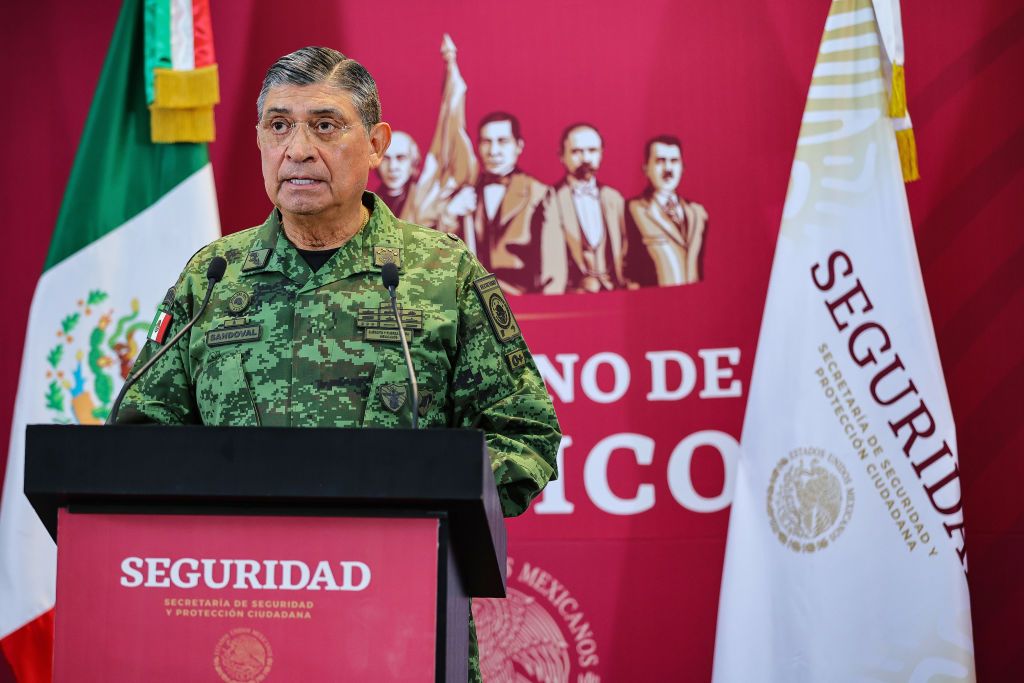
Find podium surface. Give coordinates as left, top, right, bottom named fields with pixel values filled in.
left=25, top=424, right=506, bottom=682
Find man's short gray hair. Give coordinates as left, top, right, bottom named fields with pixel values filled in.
left=256, top=46, right=381, bottom=133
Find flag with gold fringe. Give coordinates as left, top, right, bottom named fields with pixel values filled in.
left=712, top=0, right=973, bottom=680
left=145, top=0, right=220, bottom=142
left=0, top=0, right=219, bottom=679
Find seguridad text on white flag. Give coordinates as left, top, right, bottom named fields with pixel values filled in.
left=712, top=0, right=975, bottom=680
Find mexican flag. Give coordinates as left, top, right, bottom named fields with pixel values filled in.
left=0, top=0, right=220, bottom=679
left=713, top=0, right=975, bottom=680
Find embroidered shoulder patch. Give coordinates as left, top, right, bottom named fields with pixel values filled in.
left=473, top=274, right=521, bottom=344
left=160, top=285, right=176, bottom=308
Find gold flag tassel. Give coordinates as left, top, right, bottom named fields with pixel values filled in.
left=888, top=63, right=907, bottom=118
left=893, top=120, right=920, bottom=183
left=150, top=107, right=215, bottom=143
left=150, top=64, right=220, bottom=143
left=889, top=62, right=918, bottom=183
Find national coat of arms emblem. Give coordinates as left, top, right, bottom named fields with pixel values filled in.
left=43, top=290, right=149, bottom=425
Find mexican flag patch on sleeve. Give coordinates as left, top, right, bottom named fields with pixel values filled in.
left=147, top=307, right=173, bottom=344
left=148, top=285, right=177, bottom=344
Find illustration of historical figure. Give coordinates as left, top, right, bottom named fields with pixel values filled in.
left=375, top=130, right=420, bottom=218
left=374, top=34, right=478, bottom=229
left=541, top=123, right=630, bottom=294
left=439, top=111, right=553, bottom=295
left=625, top=135, right=708, bottom=287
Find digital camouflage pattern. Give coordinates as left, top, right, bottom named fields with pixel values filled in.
left=118, top=193, right=561, bottom=682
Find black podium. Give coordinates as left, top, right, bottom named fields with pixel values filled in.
left=25, top=424, right=506, bottom=683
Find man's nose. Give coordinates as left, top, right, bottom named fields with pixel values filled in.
left=284, top=124, right=316, bottom=161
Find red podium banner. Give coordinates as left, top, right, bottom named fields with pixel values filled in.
left=54, top=511, right=439, bottom=682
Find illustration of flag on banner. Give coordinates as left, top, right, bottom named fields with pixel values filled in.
left=712, top=0, right=974, bottom=681
left=0, top=0, right=220, bottom=679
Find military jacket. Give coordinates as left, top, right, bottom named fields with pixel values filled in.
left=120, top=193, right=560, bottom=518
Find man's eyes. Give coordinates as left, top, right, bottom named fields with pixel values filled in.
left=315, top=120, right=341, bottom=133
left=266, top=118, right=345, bottom=134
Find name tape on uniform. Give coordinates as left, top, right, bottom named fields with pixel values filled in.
left=207, top=320, right=262, bottom=347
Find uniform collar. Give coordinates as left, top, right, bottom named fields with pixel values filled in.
left=240, top=192, right=405, bottom=291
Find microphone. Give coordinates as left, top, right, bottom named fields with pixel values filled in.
left=106, top=256, right=228, bottom=424
left=206, top=255, right=227, bottom=282
left=381, top=262, right=420, bottom=429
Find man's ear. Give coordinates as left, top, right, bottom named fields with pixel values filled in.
left=368, top=123, right=393, bottom=169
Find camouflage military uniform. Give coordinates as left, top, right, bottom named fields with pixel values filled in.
left=119, top=193, right=560, bottom=681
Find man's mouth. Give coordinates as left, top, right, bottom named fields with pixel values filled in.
left=285, top=178, right=320, bottom=186
left=573, top=164, right=595, bottom=179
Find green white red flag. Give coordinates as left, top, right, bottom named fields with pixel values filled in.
left=0, top=0, right=220, bottom=679
left=712, top=1, right=974, bottom=680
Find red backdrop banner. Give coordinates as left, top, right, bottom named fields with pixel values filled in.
left=2, top=1, right=1022, bottom=681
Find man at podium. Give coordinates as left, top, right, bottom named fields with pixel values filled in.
left=115, top=46, right=560, bottom=682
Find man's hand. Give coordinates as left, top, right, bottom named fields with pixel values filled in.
left=437, top=186, right=477, bottom=233
left=445, top=185, right=477, bottom=217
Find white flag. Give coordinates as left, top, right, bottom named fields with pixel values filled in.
left=712, top=0, right=975, bottom=681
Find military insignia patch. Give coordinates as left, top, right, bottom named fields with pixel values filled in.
left=473, top=275, right=521, bottom=344
left=378, top=383, right=407, bottom=412
left=418, top=392, right=433, bottom=417
left=373, top=247, right=402, bottom=268
left=160, top=285, right=176, bottom=309
left=227, top=291, right=251, bottom=314
left=356, top=303, right=423, bottom=342
left=505, top=348, right=527, bottom=372
left=242, top=249, right=271, bottom=271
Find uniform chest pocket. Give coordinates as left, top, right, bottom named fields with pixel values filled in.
left=363, top=345, right=449, bottom=428
left=194, top=353, right=261, bottom=427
